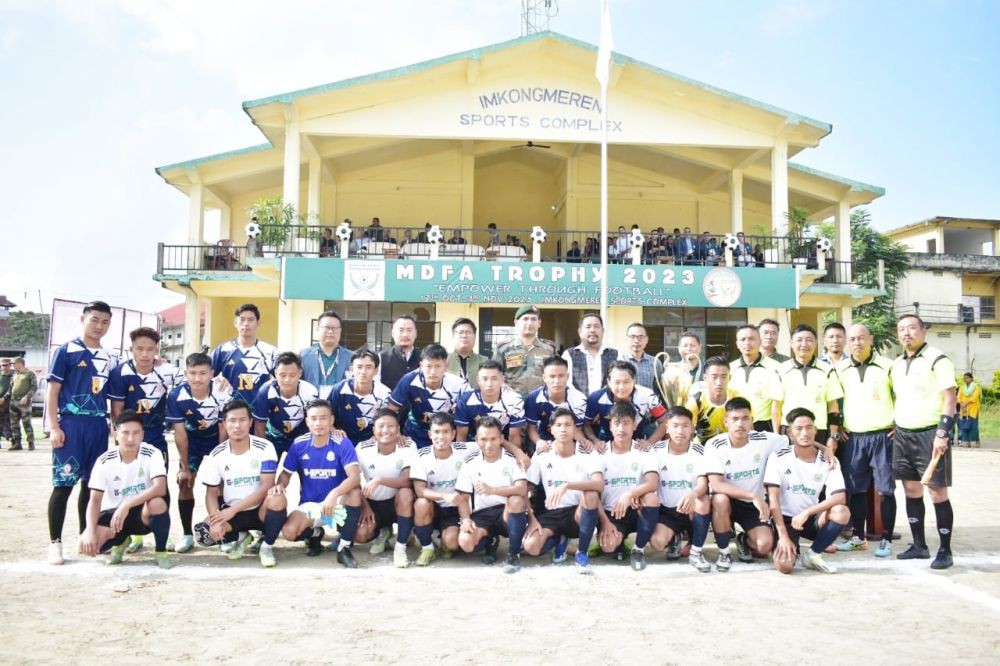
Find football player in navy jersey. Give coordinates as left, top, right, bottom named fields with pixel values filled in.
left=454, top=360, right=526, bottom=448
left=210, top=303, right=276, bottom=404
left=252, top=352, right=319, bottom=457
left=388, top=344, right=468, bottom=449
left=326, top=350, right=391, bottom=444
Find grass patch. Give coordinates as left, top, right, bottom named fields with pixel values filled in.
left=979, top=402, right=1000, bottom=440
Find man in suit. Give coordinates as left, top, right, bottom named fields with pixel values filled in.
left=378, top=315, right=422, bottom=391
left=447, top=318, right=487, bottom=389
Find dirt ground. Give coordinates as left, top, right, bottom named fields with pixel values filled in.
left=1, top=421, right=999, bottom=664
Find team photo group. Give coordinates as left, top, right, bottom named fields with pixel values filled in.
left=44, top=298, right=958, bottom=576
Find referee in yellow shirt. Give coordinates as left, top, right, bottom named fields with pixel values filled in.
left=890, top=314, right=957, bottom=569
left=835, top=324, right=896, bottom=557
left=729, top=324, right=782, bottom=432
left=774, top=324, right=844, bottom=449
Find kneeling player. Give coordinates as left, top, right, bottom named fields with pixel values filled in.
left=79, top=410, right=172, bottom=569
left=410, top=413, right=477, bottom=565
left=456, top=416, right=530, bottom=573
left=767, top=408, right=850, bottom=574
left=354, top=409, right=417, bottom=568
left=522, top=408, right=604, bottom=573
left=195, top=400, right=282, bottom=566
left=266, top=399, right=364, bottom=568
left=591, top=403, right=659, bottom=571
left=648, top=406, right=713, bottom=573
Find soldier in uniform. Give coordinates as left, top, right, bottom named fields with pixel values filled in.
left=493, top=305, right=557, bottom=398
left=0, top=359, right=14, bottom=445
left=8, top=357, right=38, bottom=451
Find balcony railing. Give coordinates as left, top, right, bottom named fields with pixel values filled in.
left=156, top=243, right=250, bottom=274
left=895, top=302, right=997, bottom=324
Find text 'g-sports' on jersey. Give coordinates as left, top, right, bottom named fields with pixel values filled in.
left=523, top=384, right=588, bottom=440
left=595, top=442, right=658, bottom=511
left=89, top=443, right=167, bottom=512
left=165, top=382, right=232, bottom=443
left=324, top=378, right=391, bottom=443
left=210, top=339, right=277, bottom=404
left=648, top=441, right=705, bottom=508
left=455, top=450, right=527, bottom=511
left=527, top=446, right=603, bottom=509
left=108, top=360, right=173, bottom=446
left=252, top=379, right=319, bottom=445
left=283, top=433, right=359, bottom=504
left=454, top=387, right=526, bottom=439
left=585, top=385, right=666, bottom=440
left=48, top=338, right=119, bottom=418
left=764, top=447, right=846, bottom=518
left=702, top=430, right=789, bottom=498
left=388, top=370, right=469, bottom=447
left=199, top=436, right=278, bottom=509
left=409, top=442, right=480, bottom=508
left=355, top=439, right=415, bottom=501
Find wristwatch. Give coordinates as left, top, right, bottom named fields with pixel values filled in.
left=934, top=429, right=948, bottom=438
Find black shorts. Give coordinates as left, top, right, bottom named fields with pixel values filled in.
left=893, top=426, right=952, bottom=487
left=778, top=514, right=820, bottom=549
left=221, top=503, right=265, bottom=532
left=608, top=507, right=638, bottom=536
left=433, top=504, right=461, bottom=532
left=753, top=420, right=773, bottom=433
left=471, top=504, right=508, bottom=537
left=97, top=505, right=150, bottom=551
left=369, top=498, right=398, bottom=531
left=538, top=505, right=580, bottom=538
left=841, top=430, right=894, bottom=495
left=658, top=505, right=693, bottom=535
left=730, top=498, right=770, bottom=532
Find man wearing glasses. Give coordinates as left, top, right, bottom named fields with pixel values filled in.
left=301, top=310, right=353, bottom=388
left=618, top=323, right=657, bottom=392
left=446, top=318, right=487, bottom=389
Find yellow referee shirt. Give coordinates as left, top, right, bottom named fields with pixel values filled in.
left=729, top=355, right=782, bottom=423
left=890, top=344, right=956, bottom=430
left=776, top=357, right=844, bottom=429
left=837, top=352, right=894, bottom=432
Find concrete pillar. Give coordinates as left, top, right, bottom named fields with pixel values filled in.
left=565, top=155, right=578, bottom=231
left=283, top=112, right=301, bottom=215
left=729, top=169, right=744, bottom=234
left=187, top=182, right=205, bottom=245
left=993, top=227, right=1000, bottom=256
left=307, top=157, right=322, bottom=221
left=183, top=290, right=201, bottom=356
left=770, top=137, right=788, bottom=234
left=840, top=305, right=853, bottom=328
left=219, top=204, right=232, bottom=240
left=460, top=147, right=475, bottom=230
left=936, top=226, right=945, bottom=254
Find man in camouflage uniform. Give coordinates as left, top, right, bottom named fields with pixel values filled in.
left=0, top=359, right=12, bottom=446
left=493, top=305, right=557, bottom=398
left=7, top=357, right=37, bottom=451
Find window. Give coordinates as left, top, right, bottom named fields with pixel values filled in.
left=981, top=296, right=996, bottom=320
left=319, top=301, right=438, bottom=351
left=644, top=307, right=747, bottom=361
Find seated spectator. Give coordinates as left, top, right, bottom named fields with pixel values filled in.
left=366, top=217, right=387, bottom=242
left=319, top=228, right=335, bottom=257
left=662, top=234, right=675, bottom=263
left=402, top=229, right=416, bottom=245
left=583, top=237, right=598, bottom=262
left=736, top=232, right=753, bottom=266
left=418, top=223, right=432, bottom=243
left=754, top=243, right=765, bottom=267
left=567, top=240, right=582, bottom=262
left=448, top=229, right=467, bottom=245
left=487, top=222, right=500, bottom=247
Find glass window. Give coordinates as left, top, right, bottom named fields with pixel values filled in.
left=684, top=309, right=706, bottom=327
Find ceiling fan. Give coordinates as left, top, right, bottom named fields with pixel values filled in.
left=511, top=140, right=552, bottom=149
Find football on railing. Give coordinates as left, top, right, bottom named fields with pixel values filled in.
left=723, top=234, right=740, bottom=251
left=816, top=238, right=833, bottom=254
left=245, top=221, right=262, bottom=239
left=530, top=226, right=547, bottom=244
left=630, top=229, right=645, bottom=248
left=426, top=225, right=444, bottom=245
left=335, top=222, right=352, bottom=242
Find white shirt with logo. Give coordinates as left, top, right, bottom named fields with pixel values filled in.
left=702, top=431, right=788, bottom=498
left=355, top=440, right=415, bottom=502
left=527, top=446, right=604, bottom=509
left=595, top=442, right=657, bottom=511
left=648, top=442, right=705, bottom=508
left=89, top=444, right=167, bottom=512
left=200, top=436, right=278, bottom=509
left=410, top=442, right=480, bottom=507
left=456, top=451, right=528, bottom=511
left=764, top=447, right=846, bottom=518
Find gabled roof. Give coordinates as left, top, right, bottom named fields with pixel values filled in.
left=158, top=301, right=205, bottom=327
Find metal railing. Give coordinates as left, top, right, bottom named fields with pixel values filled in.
left=895, top=302, right=997, bottom=324
left=157, top=243, right=250, bottom=274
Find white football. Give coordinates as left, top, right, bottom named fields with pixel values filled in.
left=630, top=229, right=645, bottom=248
left=426, top=225, right=444, bottom=244
left=530, top=226, right=547, bottom=244
left=816, top=238, right=833, bottom=253
left=335, top=222, right=352, bottom=242
left=723, top=234, right=740, bottom=251
left=244, top=221, right=261, bottom=239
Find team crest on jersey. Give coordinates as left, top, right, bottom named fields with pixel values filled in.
left=686, top=464, right=694, bottom=473
left=630, top=462, right=640, bottom=471
left=455, top=461, right=462, bottom=470
left=250, top=459, right=260, bottom=469
left=138, top=468, right=145, bottom=477
left=395, top=459, right=404, bottom=470
left=356, top=418, right=366, bottom=430
left=753, top=453, right=761, bottom=463
left=814, top=473, right=823, bottom=482
left=326, top=451, right=335, bottom=462
left=502, top=466, right=511, bottom=476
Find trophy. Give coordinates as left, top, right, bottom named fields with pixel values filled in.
left=654, top=352, right=703, bottom=408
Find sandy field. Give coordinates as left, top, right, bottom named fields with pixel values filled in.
left=1, top=421, right=999, bottom=665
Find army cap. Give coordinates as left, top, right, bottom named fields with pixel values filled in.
left=514, top=304, right=540, bottom=320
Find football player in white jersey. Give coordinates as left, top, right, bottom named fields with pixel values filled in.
left=648, top=406, right=713, bottom=573
left=702, top=397, right=788, bottom=571
left=410, top=413, right=478, bottom=565
left=354, top=409, right=417, bottom=568
left=79, top=410, right=172, bottom=569
left=455, top=416, right=530, bottom=573
left=522, top=408, right=604, bottom=573
left=767, top=408, right=850, bottom=574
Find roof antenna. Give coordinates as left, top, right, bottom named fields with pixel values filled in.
left=521, top=0, right=558, bottom=36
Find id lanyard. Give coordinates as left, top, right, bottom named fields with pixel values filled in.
left=318, top=348, right=340, bottom=385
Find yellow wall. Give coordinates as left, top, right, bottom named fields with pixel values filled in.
left=205, top=296, right=279, bottom=349
left=473, top=159, right=561, bottom=243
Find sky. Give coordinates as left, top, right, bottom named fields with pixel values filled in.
left=1, top=0, right=998, bottom=314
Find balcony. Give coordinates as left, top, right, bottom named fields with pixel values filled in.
left=896, top=301, right=998, bottom=325
left=907, top=252, right=1000, bottom=274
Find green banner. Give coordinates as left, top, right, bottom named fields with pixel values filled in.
left=282, top=258, right=799, bottom=308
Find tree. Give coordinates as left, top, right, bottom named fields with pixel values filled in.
left=0, top=311, right=51, bottom=348
left=818, top=208, right=910, bottom=350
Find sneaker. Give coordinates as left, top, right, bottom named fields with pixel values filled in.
left=575, top=551, right=593, bottom=574
left=441, top=547, right=455, bottom=560
left=227, top=533, right=253, bottom=560
left=482, top=536, right=500, bottom=565
left=503, top=553, right=521, bottom=573
left=552, top=536, right=569, bottom=565
left=336, top=546, right=358, bottom=569
left=193, top=523, right=216, bottom=548
left=630, top=548, right=647, bottom=571
left=259, top=543, right=277, bottom=568
left=836, top=536, right=868, bottom=552
left=801, top=549, right=838, bottom=573
left=614, top=544, right=626, bottom=562
left=107, top=543, right=127, bottom=565
left=897, top=543, right=931, bottom=560
left=587, top=539, right=602, bottom=558
left=126, top=535, right=145, bottom=554
left=689, top=550, right=712, bottom=573
left=875, top=539, right=892, bottom=558
left=219, top=540, right=236, bottom=554
left=154, top=552, right=173, bottom=570
left=716, top=551, right=733, bottom=572
left=28, top=442, right=35, bottom=451
left=665, top=534, right=682, bottom=560
left=393, top=543, right=410, bottom=568
left=931, top=549, right=954, bottom=570
left=416, top=547, right=436, bottom=567
left=48, top=542, right=64, bottom=566
left=306, top=527, right=325, bottom=557
left=174, top=534, right=194, bottom=553
left=246, top=532, right=263, bottom=555
left=369, top=527, right=392, bottom=555
left=735, top=532, right=753, bottom=563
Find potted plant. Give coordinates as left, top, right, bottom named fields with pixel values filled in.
left=248, top=196, right=296, bottom=256
left=294, top=212, right=322, bottom=255
left=785, top=206, right=812, bottom=267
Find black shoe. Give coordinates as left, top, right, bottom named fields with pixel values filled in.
left=897, top=543, right=930, bottom=560
left=8, top=444, right=23, bottom=451
left=630, top=548, right=647, bottom=571
left=482, top=536, right=500, bottom=565
left=615, top=544, right=626, bottom=561
left=665, top=534, right=682, bottom=560
left=194, top=521, right=217, bottom=547
left=735, top=531, right=753, bottom=563
left=336, top=547, right=358, bottom=568
left=306, top=527, right=325, bottom=557
left=28, top=442, right=34, bottom=451
left=931, top=550, right=953, bottom=570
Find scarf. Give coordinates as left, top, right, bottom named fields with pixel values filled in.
left=962, top=381, right=978, bottom=397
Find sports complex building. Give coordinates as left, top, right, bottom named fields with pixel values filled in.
left=154, top=31, right=885, bottom=358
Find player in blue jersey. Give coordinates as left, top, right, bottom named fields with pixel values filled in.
left=524, top=356, right=588, bottom=455
left=252, top=352, right=319, bottom=457
left=583, top=361, right=668, bottom=450
left=108, top=327, right=176, bottom=553
left=454, top=360, right=526, bottom=449
left=265, top=399, right=364, bottom=567
left=210, top=303, right=277, bottom=404
left=388, top=344, right=468, bottom=448
left=326, top=350, right=391, bottom=444
left=165, top=352, right=232, bottom=553
left=46, top=300, right=118, bottom=565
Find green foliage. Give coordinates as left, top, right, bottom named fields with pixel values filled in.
left=817, top=208, right=910, bottom=350
left=0, top=311, right=50, bottom=348
left=248, top=196, right=297, bottom=247
left=785, top=205, right=811, bottom=258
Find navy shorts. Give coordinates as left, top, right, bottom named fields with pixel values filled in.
left=840, top=430, right=894, bottom=495
left=53, top=416, right=110, bottom=487
left=538, top=505, right=580, bottom=538
left=893, top=427, right=952, bottom=487
left=189, top=437, right=219, bottom=473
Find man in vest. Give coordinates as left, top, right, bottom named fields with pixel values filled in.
left=563, top=312, right=619, bottom=396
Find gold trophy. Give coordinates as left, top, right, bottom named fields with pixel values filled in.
left=654, top=352, right=703, bottom=408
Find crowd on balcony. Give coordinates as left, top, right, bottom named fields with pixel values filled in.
left=567, top=226, right=766, bottom=267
